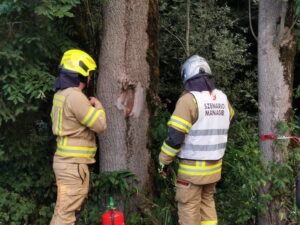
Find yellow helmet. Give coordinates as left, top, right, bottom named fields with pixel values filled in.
left=59, top=49, right=96, bottom=77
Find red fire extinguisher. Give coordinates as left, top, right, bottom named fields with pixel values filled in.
left=102, top=197, right=124, bottom=225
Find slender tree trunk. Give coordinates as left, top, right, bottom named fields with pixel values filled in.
left=97, top=0, right=159, bottom=192
left=258, top=0, right=296, bottom=224
left=186, top=0, right=190, bottom=57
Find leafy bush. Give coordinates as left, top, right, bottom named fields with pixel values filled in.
left=0, top=115, right=56, bottom=224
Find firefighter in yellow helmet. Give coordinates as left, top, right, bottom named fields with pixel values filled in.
left=158, top=55, right=234, bottom=225
left=50, top=49, right=107, bottom=225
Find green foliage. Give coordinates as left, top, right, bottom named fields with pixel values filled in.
left=35, top=0, right=81, bottom=19
left=215, top=116, right=300, bottom=224
left=0, top=116, right=55, bottom=224
left=215, top=116, right=265, bottom=225
left=0, top=0, right=94, bottom=224
left=159, top=0, right=256, bottom=113
left=295, top=85, right=300, bottom=98
left=296, top=0, right=300, bottom=15
left=0, top=0, right=80, bottom=124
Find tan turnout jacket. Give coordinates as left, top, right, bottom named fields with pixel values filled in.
left=51, top=87, right=107, bottom=164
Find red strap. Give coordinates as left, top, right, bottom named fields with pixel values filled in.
left=260, top=134, right=278, bottom=140
left=291, top=136, right=300, bottom=146
left=260, top=134, right=300, bottom=146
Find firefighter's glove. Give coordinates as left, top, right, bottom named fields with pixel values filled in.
left=158, top=162, right=167, bottom=178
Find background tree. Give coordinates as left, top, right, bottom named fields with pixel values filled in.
left=258, top=0, right=297, bottom=224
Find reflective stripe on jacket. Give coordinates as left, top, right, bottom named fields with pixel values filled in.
left=178, top=160, right=222, bottom=176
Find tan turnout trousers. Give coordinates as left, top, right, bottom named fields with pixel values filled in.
left=50, top=162, right=90, bottom=225
left=176, top=182, right=217, bottom=225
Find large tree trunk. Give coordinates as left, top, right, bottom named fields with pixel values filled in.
left=97, top=0, right=159, bottom=192
left=258, top=0, right=296, bottom=224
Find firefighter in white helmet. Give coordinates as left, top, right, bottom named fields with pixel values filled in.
left=158, top=55, right=234, bottom=225
left=50, top=49, right=107, bottom=225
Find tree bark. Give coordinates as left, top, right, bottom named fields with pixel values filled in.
left=97, top=0, right=159, bottom=192
left=258, top=0, right=296, bottom=224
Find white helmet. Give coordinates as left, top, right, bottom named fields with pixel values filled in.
left=181, top=55, right=211, bottom=83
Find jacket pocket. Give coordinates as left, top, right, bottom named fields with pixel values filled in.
left=175, top=180, right=193, bottom=203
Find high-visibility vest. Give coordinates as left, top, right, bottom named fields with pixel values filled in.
left=178, top=90, right=230, bottom=160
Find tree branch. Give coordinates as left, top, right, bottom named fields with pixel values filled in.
left=281, top=16, right=299, bottom=44
left=161, top=24, right=188, bottom=57
left=279, top=2, right=287, bottom=38
left=275, top=1, right=287, bottom=46
left=248, top=0, right=257, bottom=41
left=186, top=0, right=190, bottom=57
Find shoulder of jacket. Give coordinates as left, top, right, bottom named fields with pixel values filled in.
left=64, top=88, right=87, bottom=103
left=177, top=92, right=197, bottom=110
left=179, top=92, right=195, bottom=102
